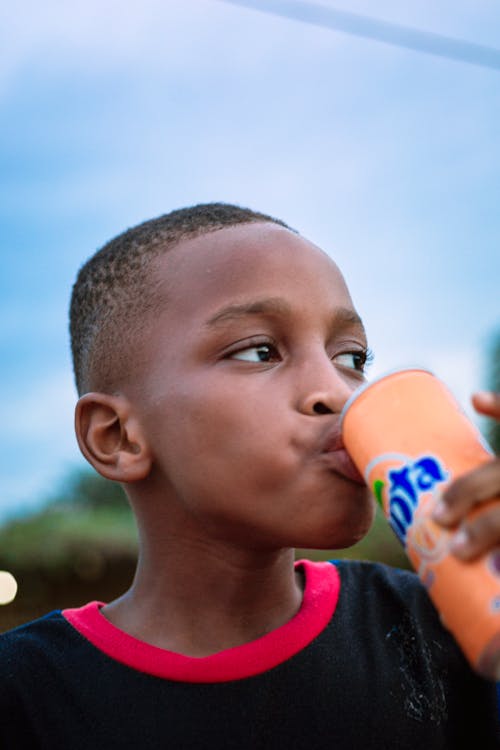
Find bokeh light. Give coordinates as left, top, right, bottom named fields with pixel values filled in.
left=0, top=571, right=18, bottom=605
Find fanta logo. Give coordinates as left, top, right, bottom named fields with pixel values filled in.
left=376, top=456, right=447, bottom=544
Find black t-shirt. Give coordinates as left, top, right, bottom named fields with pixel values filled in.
left=1, top=559, right=499, bottom=749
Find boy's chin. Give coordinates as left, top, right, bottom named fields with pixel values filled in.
left=297, top=506, right=375, bottom=551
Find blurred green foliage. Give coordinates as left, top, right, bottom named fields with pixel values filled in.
left=0, top=505, right=137, bottom=570
left=0, top=470, right=137, bottom=572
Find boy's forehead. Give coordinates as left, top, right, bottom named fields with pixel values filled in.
left=153, top=222, right=351, bottom=314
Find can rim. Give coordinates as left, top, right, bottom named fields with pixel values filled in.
left=339, top=367, right=435, bottom=427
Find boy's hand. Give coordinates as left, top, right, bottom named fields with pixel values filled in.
left=432, top=391, right=500, bottom=561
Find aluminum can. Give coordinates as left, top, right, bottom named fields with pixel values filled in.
left=341, top=369, right=500, bottom=680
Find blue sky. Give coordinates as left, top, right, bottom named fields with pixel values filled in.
left=1, top=0, right=499, bottom=520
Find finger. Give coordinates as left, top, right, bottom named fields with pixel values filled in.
left=450, top=506, right=500, bottom=561
left=432, top=458, right=500, bottom=526
left=471, top=391, right=500, bottom=420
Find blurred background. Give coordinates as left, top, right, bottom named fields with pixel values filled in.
left=1, top=0, right=499, bottom=630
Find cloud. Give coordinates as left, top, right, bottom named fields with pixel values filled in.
left=4, top=0, right=497, bottom=99
left=0, top=0, right=343, bottom=96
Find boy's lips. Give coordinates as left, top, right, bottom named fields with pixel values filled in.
left=319, top=427, right=366, bottom=485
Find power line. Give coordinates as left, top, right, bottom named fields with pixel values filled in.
left=219, top=0, right=500, bottom=71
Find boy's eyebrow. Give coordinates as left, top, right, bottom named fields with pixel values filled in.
left=205, top=297, right=365, bottom=332
left=206, top=298, right=292, bottom=326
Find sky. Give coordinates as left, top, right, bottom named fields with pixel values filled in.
left=1, top=0, right=499, bottom=521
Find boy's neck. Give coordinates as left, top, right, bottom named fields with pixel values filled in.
left=101, top=542, right=304, bottom=657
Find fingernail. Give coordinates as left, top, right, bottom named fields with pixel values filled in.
left=451, top=528, right=470, bottom=554
left=473, top=391, right=495, bottom=406
left=432, top=500, right=449, bottom=522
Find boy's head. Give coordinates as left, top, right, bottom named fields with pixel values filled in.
left=71, top=204, right=374, bottom=551
left=70, top=203, right=293, bottom=396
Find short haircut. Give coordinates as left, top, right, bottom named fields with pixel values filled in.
left=69, top=202, right=294, bottom=395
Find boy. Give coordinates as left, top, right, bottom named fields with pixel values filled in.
left=1, top=203, right=499, bottom=748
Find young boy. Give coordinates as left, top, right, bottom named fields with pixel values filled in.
left=1, top=203, right=499, bottom=748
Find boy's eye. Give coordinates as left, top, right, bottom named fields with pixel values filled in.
left=230, top=344, right=279, bottom=363
left=334, top=350, right=372, bottom=372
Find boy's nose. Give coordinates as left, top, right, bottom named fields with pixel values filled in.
left=298, top=362, right=356, bottom=417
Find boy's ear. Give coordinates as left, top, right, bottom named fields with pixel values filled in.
left=75, top=393, right=152, bottom=483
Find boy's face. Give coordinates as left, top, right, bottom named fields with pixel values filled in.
left=129, top=222, right=374, bottom=550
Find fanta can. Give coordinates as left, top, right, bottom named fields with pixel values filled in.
left=341, top=369, right=500, bottom=680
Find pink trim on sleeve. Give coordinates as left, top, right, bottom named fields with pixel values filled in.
left=63, top=559, right=340, bottom=683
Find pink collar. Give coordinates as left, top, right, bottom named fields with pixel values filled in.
left=63, top=559, right=340, bottom=683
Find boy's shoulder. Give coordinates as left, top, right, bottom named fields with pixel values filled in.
left=333, top=557, right=426, bottom=604
left=1, top=609, right=67, bottom=646
left=0, top=610, right=76, bottom=687
left=334, top=557, right=443, bottom=614
left=332, top=558, right=461, bottom=658
left=335, top=557, right=422, bottom=589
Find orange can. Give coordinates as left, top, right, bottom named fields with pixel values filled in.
left=341, top=369, right=500, bottom=680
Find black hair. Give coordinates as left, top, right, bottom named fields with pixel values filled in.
left=69, top=202, right=294, bottom=395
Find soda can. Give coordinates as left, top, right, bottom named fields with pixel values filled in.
left=341, top=368, right=500, bottom=681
